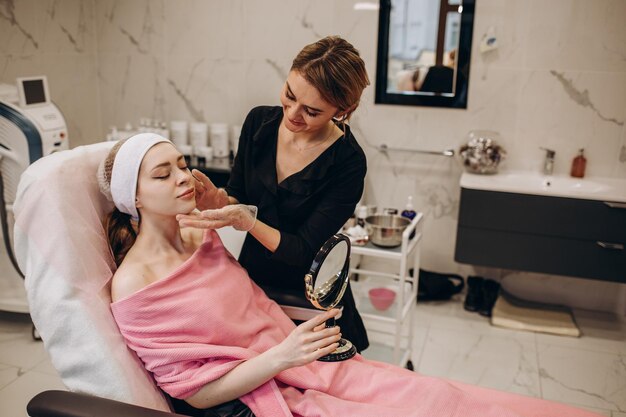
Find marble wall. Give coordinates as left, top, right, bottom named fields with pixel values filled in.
left=2, top=0, right=625, bottom=314
left=0, top=0, right=101, bottom=146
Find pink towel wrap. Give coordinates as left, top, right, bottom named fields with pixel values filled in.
left=111, top=230, right=601, bottom=417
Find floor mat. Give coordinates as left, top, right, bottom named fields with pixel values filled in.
left=490, top=290, right=581, bottom=337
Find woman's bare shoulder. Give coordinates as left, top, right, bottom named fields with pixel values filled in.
left=110, top=255, right=154, bottom=303
left=110, top=229, right=203, bottom=302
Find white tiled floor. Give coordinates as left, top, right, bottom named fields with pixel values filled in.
left=362, top=296, right=626, bottom=417
left=0, top=297, right=625, bottom=417
left=0, top=312, right=65, bottom=417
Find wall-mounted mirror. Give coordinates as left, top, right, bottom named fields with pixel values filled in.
left=375, top=0, right=475, bottom=108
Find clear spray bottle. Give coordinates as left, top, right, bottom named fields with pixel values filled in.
left=401, top=196, right=417, bottom=221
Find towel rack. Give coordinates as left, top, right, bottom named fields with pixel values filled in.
left=377, top=143, right=455, bottom=157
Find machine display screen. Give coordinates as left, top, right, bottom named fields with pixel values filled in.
left=16, top=76, right=50, bottom=107
left=22, top=79, right=47, bottom=105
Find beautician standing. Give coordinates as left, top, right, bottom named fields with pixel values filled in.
left=178, top=36, right=369, bottom=351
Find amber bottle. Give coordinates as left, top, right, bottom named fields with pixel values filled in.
left=570, top=149, right=586, bottom=178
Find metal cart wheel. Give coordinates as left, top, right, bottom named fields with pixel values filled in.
left=406, top=360, right=414, bottom=371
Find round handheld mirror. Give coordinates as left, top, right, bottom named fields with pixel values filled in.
left=304, top=233, right=356, bottom=362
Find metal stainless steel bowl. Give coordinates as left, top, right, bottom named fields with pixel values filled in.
left=364, top=215, right=411, bottom=248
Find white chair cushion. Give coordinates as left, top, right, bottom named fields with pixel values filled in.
left=13, top=142, right=170, bottom=411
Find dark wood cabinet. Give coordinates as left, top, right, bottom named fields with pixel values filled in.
left=455, top=188, right=626, bottom=283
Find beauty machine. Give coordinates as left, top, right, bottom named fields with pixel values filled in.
left=0, top=75, right=69, bottom=312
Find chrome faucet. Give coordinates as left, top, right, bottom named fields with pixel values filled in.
left=540, top=147, right=555, bottom=175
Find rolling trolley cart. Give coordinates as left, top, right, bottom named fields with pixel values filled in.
left=350, top=213, right=423, bottom=369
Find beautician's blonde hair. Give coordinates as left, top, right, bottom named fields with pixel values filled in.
left=101, top=139, right=137, bottom=267
left=291, top=35, right=369, bottom=122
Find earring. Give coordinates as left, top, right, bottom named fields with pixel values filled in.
left=333, top=114, right=347, bottom=122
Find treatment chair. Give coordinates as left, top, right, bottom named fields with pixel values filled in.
left=13, top=142, right=320, bottom=417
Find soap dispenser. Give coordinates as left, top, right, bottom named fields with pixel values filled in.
left=570, top=149, right=586, bottom=178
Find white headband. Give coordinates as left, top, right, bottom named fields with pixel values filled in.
left=110, top=133, right=171, bottom=221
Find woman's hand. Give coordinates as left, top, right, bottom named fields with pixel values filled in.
left=185, top=309, right=341, bottom=410
left=192, top=169, right=229, bottom=211
left=177, top=204, right=258, bottom=231
left=268, top=309, right=342, bottom=372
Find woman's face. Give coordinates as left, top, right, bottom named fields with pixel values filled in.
left=280, top=70, right=339, bottom=134
left=135, top=143, right=196, bottom=218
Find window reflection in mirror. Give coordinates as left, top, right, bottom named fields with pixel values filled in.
left=375, top=0, right=475, bottom=108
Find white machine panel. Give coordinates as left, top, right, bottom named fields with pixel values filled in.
left=22, top=105, right=66, bottom=132
left=0, top=76, right=69, bottom=313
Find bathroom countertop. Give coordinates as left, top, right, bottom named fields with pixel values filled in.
left=460, top=170, right=626, bottom=203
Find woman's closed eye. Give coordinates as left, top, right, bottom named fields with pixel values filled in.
left=153, top=165, right=189, bottom=180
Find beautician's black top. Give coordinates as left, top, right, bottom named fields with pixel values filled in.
left=226, top=105, right=369, bottom=350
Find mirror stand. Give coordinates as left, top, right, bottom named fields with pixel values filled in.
left=319, top=310, right=357, bottom=362
left=304, top=234, right=358, bottom=362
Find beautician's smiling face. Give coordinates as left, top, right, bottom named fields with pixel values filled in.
left=280, top=70, right=339, bottom=133
left=135, top=143, right=196, bottom=217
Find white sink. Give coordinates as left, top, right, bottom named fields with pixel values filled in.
left=460, top=170, right=626, bottom=203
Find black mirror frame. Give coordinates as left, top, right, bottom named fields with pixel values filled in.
left=305, top=233, right=351, bottom=310
left=375, top=0, right=476, bottom=109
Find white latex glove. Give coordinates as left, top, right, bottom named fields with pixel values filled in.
left=177, top=204, right=258, bottom=232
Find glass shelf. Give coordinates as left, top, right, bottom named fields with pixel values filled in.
left=351, top=278, right=414, bottom=323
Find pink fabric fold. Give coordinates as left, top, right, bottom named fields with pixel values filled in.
left=111, top=230, right=602, bottom=417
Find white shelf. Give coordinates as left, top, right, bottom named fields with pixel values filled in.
left=361, top=341, right=412, bottom=368
left=351, top=214, right=423, bottom=260
left=351, top=233, right=421, bottom=260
